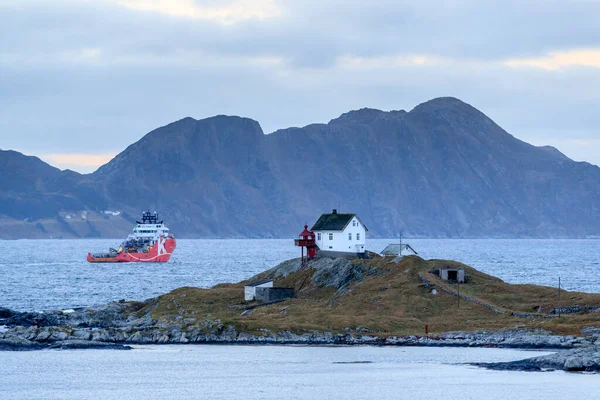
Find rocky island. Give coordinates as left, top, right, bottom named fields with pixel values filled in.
left=2, top=255, right=599, bottom=372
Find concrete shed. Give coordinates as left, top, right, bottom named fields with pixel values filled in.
left=255, top=287, right=294, bottom=303
left=244, top=280, right=273, bottom=301
left=439, top=267, right=465, bottom=283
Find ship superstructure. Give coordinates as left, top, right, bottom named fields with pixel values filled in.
left=87, top=211, right=176, bottom=263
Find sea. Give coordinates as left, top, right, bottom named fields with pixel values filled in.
left=1, top=238, right=599, bottom=398
left=1, top=238, right=599, bottom=312
left=1, top=345, right=599, bottom=400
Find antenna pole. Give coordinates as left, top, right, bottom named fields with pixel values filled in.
left=399, top=233, right=402, bottom=256
left=457, top=279, right=460, bottom=309
left=558, top=277, right=561, bottom=318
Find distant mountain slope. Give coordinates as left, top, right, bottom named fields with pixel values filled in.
left=2, top=97, right=599, bottom=238
left=0, top=149, right=94, bottom=221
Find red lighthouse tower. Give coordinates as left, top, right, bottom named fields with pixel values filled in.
left=294, top=225, right=317, bottom=265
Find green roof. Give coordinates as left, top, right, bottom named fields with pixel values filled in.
left=311, top=212, right=356, bottom=231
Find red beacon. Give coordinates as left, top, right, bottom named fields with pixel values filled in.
left=294, top=224, right=317, bottom=264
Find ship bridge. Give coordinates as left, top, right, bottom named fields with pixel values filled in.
left=130, top=211, right=170, bottom=239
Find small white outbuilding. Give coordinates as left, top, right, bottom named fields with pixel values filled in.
left=244, top=279, right=273, bottom=301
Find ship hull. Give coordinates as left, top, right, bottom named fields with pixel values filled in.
left=87, top=236, right=176, bottom=263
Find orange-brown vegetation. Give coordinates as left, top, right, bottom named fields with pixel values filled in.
left=141, top=256, right=600, bottom=337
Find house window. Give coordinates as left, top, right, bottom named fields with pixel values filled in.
left=348, top=233, right=352, bottom=240
left=356, top=233, right=360, bottom=240
left=329, top=233, right=333, bottom=240
left=317, top=233, right=321, bottom=241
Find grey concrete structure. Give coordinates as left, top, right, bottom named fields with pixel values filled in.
left=244, top=280, right=273, bottom=301
left=255, top=287, right=295, bottom=303
left=439, top=267, right=465, bottom=283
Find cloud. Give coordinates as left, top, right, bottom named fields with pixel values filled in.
left=1, top=0, right=600, bottom=168
left=110, top=0, right=282, bottom=24
left=39, top=152, right=117, bottom=173
left=505, top=49, right=600, bottom=70
left=336, top=55, right=441, bottom=69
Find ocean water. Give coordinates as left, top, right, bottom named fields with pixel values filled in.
left=2, top=240, right=600, bottom=397
left=1, top=239, right=599, bottom=311
left=0, top=345, right=598, bottom=400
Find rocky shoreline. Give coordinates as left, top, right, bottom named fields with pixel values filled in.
left=2, top=323, right=596, bottom=350
left=2, top=304, right=600, bottom=372
left=472, top=346, right=600, bottom=373
left=3, top=324, right=600, bottom=373
left=0, top=304, right=597, bottom=347
left=3, top=329, right=599, bottom=373
left=2, top=254, right=600, bottom=373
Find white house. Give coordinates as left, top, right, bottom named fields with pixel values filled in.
left=244, top=279, right=273, bottom=301
left=311, top=209, right=368, bottom=257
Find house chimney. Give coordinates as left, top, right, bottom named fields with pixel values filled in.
left=332, top=209, right=337, bottom=214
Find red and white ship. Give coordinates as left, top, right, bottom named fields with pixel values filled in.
left=87, top=211, right=176, bottom=263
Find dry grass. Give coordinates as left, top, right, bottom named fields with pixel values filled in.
left=136, top=255, right=600, bottom=337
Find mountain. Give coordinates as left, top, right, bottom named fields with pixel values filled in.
left=1, top=97, right=599, bottom=239
left=0, top=150, right=99, bottom=220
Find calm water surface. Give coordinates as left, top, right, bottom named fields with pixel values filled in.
left=2, top=240, right=600, bottom=397
left=0, top=345, right=598, bottom=400
left=1, top=239, right=599, bottom=311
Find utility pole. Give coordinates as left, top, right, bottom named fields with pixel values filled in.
left=399, top=233, right=402, bottom=257
left=558, top=277, right=561, bottom=318
left=457, top=279, right=460, bottom=310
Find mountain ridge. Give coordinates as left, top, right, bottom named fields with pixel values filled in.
left=1, top=97, right=599, bottom=239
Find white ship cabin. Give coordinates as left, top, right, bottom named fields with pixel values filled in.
left=311, top=209, right=368, bottom=257
left=130, top=211, right=170, bottom=240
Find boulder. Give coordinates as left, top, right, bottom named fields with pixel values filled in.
left=157, top=334, right=170, bottom=344
left=91, top=329, right=109, bottom=342
left=0, top=308, right=14, bottom=319
left=564, top=357, right=585, bottom=371
left=128, top=331, right=152, bottom=343
left=34, top=327, right=52, bottom=342
left=49, top=331, right=69, bottom=341
left=70, top=329, right=91, bottom=341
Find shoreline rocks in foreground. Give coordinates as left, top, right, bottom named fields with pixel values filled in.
left=2, top=319, right=600, bottom=373
left=1, top=304, right=598, bottom=351
left=0, top=336, right=132, bottom=351
left=473, top=346, right=600, bottom=373
left=0, top=304, right=597, bottom=351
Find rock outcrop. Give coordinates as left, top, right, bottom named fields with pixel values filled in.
left=261, top=256, right=379, bottom=293
left=474, top=346, right=600, bottom=372
left=1, top=318, right=597, bottom=353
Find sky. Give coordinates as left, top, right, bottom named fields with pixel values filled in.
left=1, top=0, right=599, bottom=173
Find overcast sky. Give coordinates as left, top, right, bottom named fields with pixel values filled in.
left=1, top=0, right=599, bottom=172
